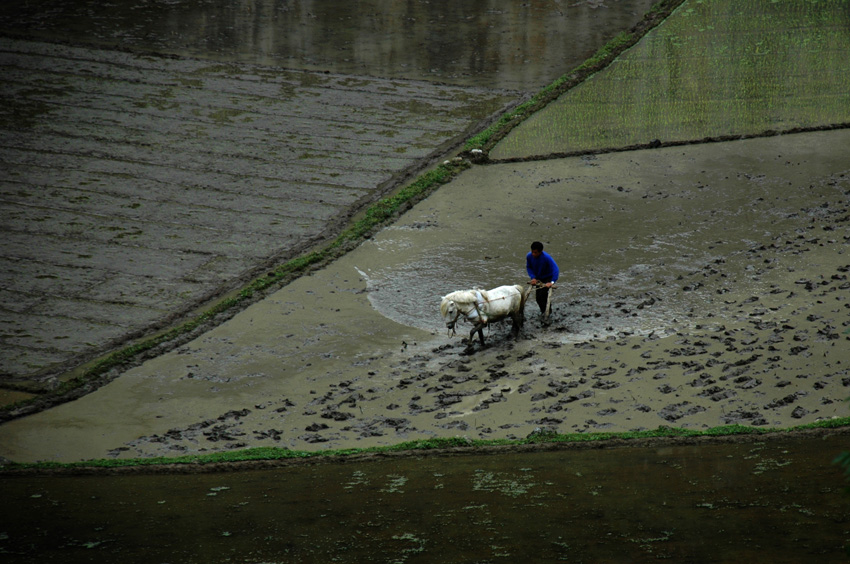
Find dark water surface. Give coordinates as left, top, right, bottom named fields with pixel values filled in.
left=1, top=432, right=848, bottom=563
left=0, top=0, right=657, bottom=89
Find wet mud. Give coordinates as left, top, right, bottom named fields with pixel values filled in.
left=0, top=0, right=661, bottom=393
left=0, top=2, right=848, bottom=561
left=0, top=37, right=514, bottom=387
left=1, top=129, right=847, bottom=463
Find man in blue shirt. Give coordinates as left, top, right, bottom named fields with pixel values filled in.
left=526, top=241, right=559, bottom=320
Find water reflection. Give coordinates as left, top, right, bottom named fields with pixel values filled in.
left=1, top=432, right=846, bottom=562
left=0, top=0, right=657, bottom=89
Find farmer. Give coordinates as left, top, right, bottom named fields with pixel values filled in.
left=526, top=241, right=559, bottom=320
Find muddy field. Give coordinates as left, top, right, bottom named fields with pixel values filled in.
left=1, top=128, right=847, bottom=463
left=3, top=0, right=846, bottom=466
left=0, top=0, right=660, bottom=393
left=0, top=1, right=849, bottom=561
left=0, top=36, right=516, bottom=388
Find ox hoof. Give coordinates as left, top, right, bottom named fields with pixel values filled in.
left=462, top=344, right=479, bottom=355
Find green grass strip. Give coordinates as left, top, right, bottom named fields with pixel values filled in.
left=6, top=418, right=849, bottom=472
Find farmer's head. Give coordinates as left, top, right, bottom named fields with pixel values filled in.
left=530, top=241, right=543, bottom=257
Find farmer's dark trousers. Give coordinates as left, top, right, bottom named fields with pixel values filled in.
left=535, top=287, right=550, bottom=314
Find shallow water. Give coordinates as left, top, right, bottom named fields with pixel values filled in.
left=0, top=0, right=657, bottom=90
left=1, top=432, right=847, bottom=563
left=492, top=0, right=850, bottom=158
left=360, top=131, right=850, bottom=342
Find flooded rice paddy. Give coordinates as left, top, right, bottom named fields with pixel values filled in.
left=1, top=129, right=847, bottom=463
left=0, top=0, right=660, bottom=390
left=1, top=0, right=849, bottom=562
left=2, top=431, right=848, bottom=563
left=491, top=0, right=850, bottom=158
left=0, top=30, right=511, bottom=384
left=0, top=0, right=658, bottom=90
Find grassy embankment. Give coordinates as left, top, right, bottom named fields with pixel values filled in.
left=3, top=418, right=848, bottom=472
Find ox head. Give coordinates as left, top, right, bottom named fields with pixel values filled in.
left=440, top=296, right=460, bottom=337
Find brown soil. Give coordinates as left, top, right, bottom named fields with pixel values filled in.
left=1, top=129, right=847, bottom=467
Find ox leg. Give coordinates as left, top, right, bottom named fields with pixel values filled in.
left=463, top=324, right=485, bottom=353
left=463, top=327, right=477, bottom=353
left=511, top=314, right=522, bottom=340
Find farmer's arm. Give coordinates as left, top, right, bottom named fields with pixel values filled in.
left=526, top=254, right=538, bottom=284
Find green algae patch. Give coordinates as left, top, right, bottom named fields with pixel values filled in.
left=4, top=419, right=848, bottom=473
left=490, top=0, right=850, bottom=160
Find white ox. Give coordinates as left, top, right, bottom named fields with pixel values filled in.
left=439, top=284, right=528, bottom=351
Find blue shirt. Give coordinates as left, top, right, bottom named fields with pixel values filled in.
left=526, top=251, right=559, bottom=283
